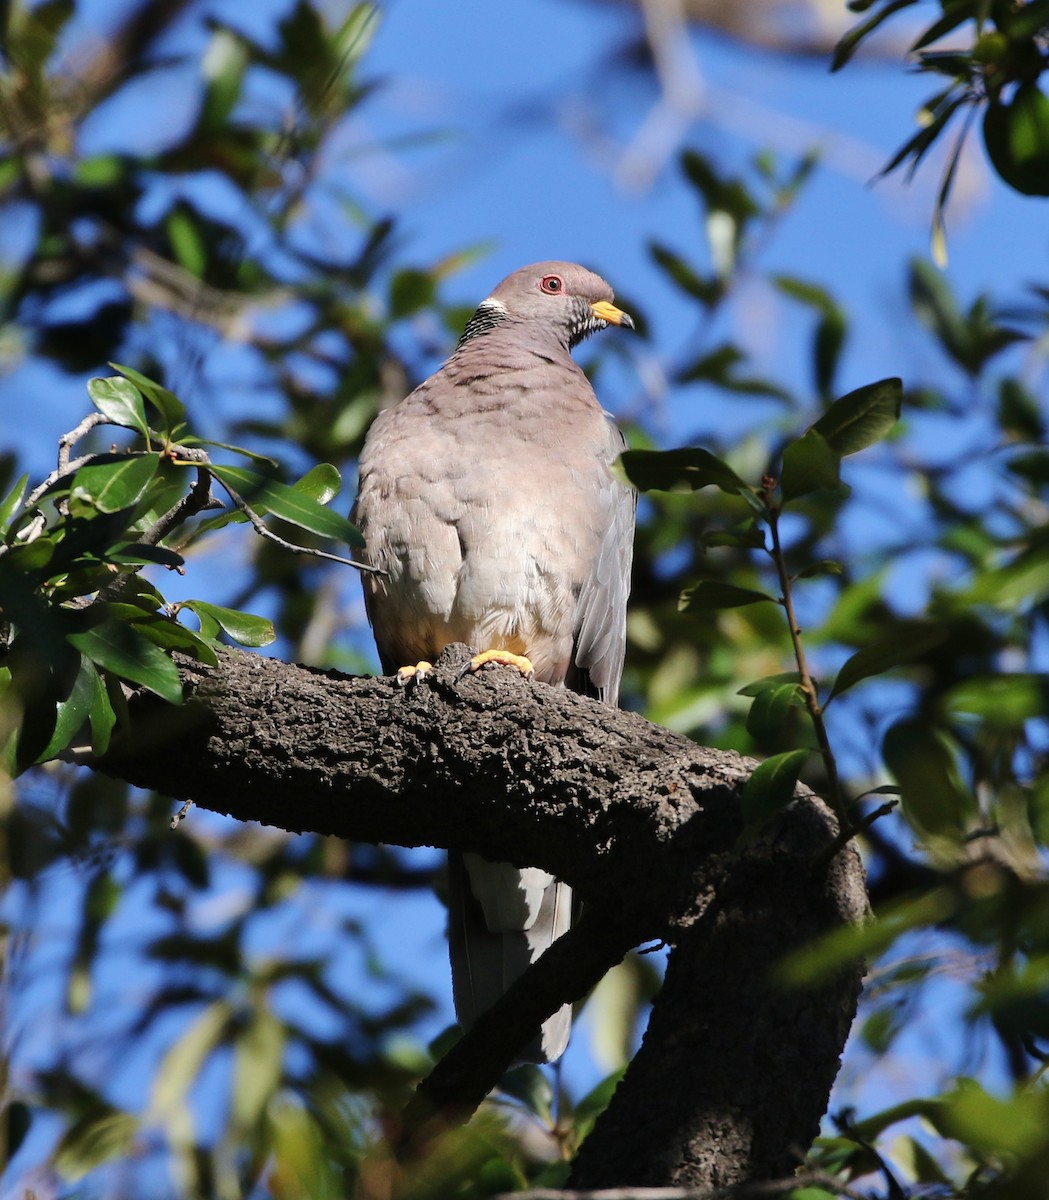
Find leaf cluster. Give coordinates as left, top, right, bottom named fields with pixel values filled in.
left=833, top=0, right=1049, bottom=260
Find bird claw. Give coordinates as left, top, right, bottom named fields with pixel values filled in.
left=462, top=649, right=535, bottom=679
left=396, top=661, right=434, bottom=686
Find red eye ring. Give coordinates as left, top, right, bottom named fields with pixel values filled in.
left=539, top=274, right=564, bottom=295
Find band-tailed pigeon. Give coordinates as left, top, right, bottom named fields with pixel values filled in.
left=353, top=261, right=635, bottom=1062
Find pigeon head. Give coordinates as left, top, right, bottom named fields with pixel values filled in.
left=457, top=261, right=634, bottom=350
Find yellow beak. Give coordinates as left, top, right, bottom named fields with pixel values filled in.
left=591, top=299, right=635, bottom=330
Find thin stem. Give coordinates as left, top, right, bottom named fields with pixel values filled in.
left=763, top=491, right=850, bottom=831
left=210, top=474, right=385, bottom=576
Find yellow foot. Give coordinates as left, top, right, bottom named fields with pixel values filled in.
left=396, top=661, right=434, bottom=686
left=467, top=649, right=535, bottom=678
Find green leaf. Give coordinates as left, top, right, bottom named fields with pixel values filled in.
left=946, top=674, right=1049, bottom=728
left=68, top=618, right=184, bottom=705
left=86, top=665, right=117, bottom=755
left=781, top=887, right=957, bottom=985
left=87, top=377, right=150, bottom=437
left=208, top=463, right=364, bottom=547
left=34, top=655, right=112, bottom=763
left=292, top=462, right=342, bottom=505
left=737, top=671, right=803, bottom=697
left=53, top=1110, right=138, bottom=1182
left=179, top=600, right=276, bottom=648
left=4, top=536, right=56, bottom=572
left=795, top=559, right=843, bottom=579
left=166, top=206, right=207, bottom=277
left=231, top=1010, right=286, bottom=1137
left=573, top=1067, right=628, bottom=1140
left=779, top=429, right=842, bottom=501
left=882, top=717, right=970, bottom=839
left=739, top=749, right=810, bottom=827
left=71, top=454, right=160, bottom=514
left=199, top=26, right=249, bottom=130
left=937, top=1081, right=1049, bottom=1160
left=649, top=241, right=720, bottom=307
left=617, top=448, right=751, bottom=495
left=0, top=472, right=28, bottom=535
left=676, top=342, right=789, bottom=398
left=827, top=624, right=949, bottom=702
left=983, top=83, right=1049, bottom=196
left=106, top=606, right=220, bottom=665
left=809, top=378, right=902, bottom=456
left=389, top=267, right=437, bottom=318
left=110, top=362, right=186, bottom=437
left=909, top=2, right=978, bottom=52
left=109, top=543, right=186, bottom=570
left=702, top=523, right=767, bottom=550
left=150, top=999, right=234, bottom=1122
left=680, top=581, right=776, bottom=611
left=831, top=0, right=919, bottom=71
left=746, top=682, right=804, bottom=740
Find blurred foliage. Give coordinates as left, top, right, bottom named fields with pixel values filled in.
left=1, top=0, right=1049, bottom=1197
left=833, top=0, right=1049, bottom=261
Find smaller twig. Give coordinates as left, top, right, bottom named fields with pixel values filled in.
left=762, top=482, right=850, bottom=833
left=210, top=474, right=386, bottom=576
left=811, top=799, right=899, bottom=876
left=139, top=467, right=219, bottom=548
left=22, top=451, right=112, bottom=513
left=58, top=412, right=110, bottom=473
left=91, top=468, right=222, bottom=608
left=169, top=798, right=194, bottom=829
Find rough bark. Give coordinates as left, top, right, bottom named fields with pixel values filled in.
left=94, top=643, right=868, bottom=1189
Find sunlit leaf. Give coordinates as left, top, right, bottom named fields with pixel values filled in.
left=110, top=362, right=186, bottom=437
left=87, top=376, right=150, bottom=437
left=179, top=600, right=276, bottom=647
left=208, top=463, right=364, bottom=546
left=293, top=462, right=342, bottom=505
left=71, top=454, right=159, bottom=514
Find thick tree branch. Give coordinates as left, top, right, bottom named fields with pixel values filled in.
left=94, top=643, right=868, bottom=1189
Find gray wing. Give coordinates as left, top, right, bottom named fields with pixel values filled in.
left=567, top=417, right=635, bottom=705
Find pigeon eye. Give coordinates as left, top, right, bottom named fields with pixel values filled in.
left=539, top=275, right=564, bottom=294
